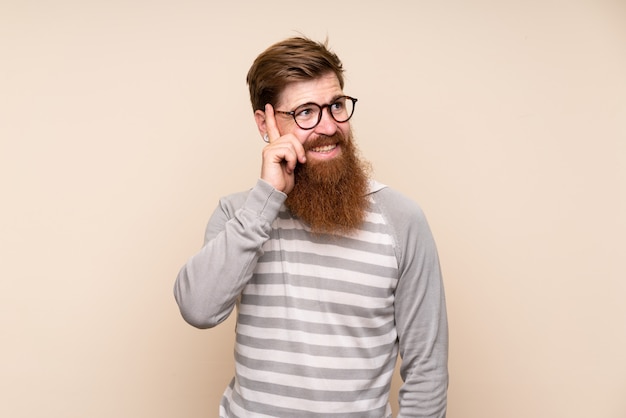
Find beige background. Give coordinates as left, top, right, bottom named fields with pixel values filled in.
left=2, top=1, right=625, bottom=417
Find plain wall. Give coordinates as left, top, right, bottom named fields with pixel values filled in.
left=2, top=1, right=625, bottom=417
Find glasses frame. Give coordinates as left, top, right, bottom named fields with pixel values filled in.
left=275, top=96, right=358, bottom=130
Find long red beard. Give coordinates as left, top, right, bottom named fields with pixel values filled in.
left=285, top=130, right=371, bottom=235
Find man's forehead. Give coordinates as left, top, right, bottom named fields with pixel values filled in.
left=277, top=73, right=343, bottom=108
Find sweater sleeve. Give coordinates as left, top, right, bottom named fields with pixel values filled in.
left=173, top=179, right=286, bottom=329
left=378, top=188, right=449, bottom=417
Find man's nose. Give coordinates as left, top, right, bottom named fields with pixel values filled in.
left=313, top=108, right=338, bottom=136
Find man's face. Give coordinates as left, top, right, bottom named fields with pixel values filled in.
left=273, top=72, right=351, bottom=165
left=253, top=71, right=369, bottom=234
left=269, top=73, right=370, bottom=234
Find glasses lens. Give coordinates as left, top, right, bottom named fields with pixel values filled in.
left=330, top=97, right=355, bottom=123
left=293, top=104, right=321, bottom=129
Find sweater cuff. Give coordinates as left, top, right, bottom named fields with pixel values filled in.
left=244, top=179, right=287, bottom=222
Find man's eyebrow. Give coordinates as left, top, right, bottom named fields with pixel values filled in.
left=295, top=94, right=345, bottom=108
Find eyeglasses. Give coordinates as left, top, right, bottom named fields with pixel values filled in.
left=275, top=96, right=358, bottom=130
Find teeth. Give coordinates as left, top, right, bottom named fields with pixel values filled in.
left=311, top=144, right=336, bottom=152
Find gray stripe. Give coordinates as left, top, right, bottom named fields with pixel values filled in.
left=259, top=250, right=397, bottom=281
left=228, top=385, right=390, bottom=418
left=247, top=272, right=395, bottom=298
left=237, top=309, right=395, bottom=338
left=241, top=294, right=393, bottom=321
left=234, top=350, right=397, bottom=381
left=236, top=374, right=391, bottom=402
left=236, top=333, right=396, bottom=358
left=240, top=292, right=393, bottom=318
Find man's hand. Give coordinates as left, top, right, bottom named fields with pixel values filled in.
left=260, top=104, right=306, bottom=194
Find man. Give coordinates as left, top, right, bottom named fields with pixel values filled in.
left=174, top=36, right=448, bottom=417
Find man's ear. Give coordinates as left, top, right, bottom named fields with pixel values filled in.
left=254, top=109, right=267, bottom=138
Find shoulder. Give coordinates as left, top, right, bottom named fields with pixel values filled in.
left=368, top=181, right=439, bottom=272
left=368, top=181, right=428, bottom=226
left=219, top=189, right=250, bottom=211
left=208, top=190, right=248, bottom=223
left=204, top=180, right=285, bottom=243
left=217, top=179, right=284, bottom=217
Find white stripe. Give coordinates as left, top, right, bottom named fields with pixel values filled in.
left=236, top=323, right=397, bottom=349
left=262, top=238, right=396, bottom=267
left=237, top=343, right=392, bottom=370
left=253, top=262, right=398, bottom=289
left=234, top=361, right=395, bottom=391
left=227, top=380, right=280, bottom=418
left=365, top=210, right=386, bottom=225
left=227, top=401, right=277, bottom=418
left=231, top=384, right=389, bottom=415
left=353, top=228, right=396, bottom=246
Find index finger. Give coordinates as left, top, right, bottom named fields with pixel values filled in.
left=264, top=103, right=281, bottom=142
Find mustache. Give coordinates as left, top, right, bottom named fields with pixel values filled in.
left=303, top=130, right=348, bottom=151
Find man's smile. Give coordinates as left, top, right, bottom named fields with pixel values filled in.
left=311, top=144, right=337, bottom=153
left=306, top=142, right=341, bottom=161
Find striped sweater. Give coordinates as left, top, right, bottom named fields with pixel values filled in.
left=175, top=179, right=448, bottom=417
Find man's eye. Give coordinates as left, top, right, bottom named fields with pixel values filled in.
left=331, top=100, right=346, bottom=113
left=296, top=107, right=315, bottom=118
left=331, top=102, right=344, bottom=111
